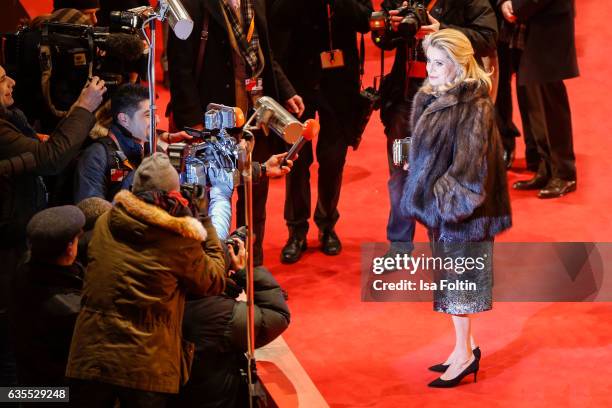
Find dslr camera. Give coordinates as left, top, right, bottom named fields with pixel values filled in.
left=369, top=1, right=429, bottom=40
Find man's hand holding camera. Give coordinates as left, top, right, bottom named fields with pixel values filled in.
left=76, top=76, right=107, bottom=113
left=389, top=2, right=439, bottom=38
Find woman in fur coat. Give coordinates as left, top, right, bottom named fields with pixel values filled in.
left=400, top=29, right=512, bottom=388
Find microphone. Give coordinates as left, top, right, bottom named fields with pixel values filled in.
left=101, top=33, right=145, bottom=61
left=0, top=152, right=37, bottom=177
left=283, top=119, right=320, bottom=166
left=253, top=96, right=304, bottom=144
left=161, top=0, right=194, bottom=40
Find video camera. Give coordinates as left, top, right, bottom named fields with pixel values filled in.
left=369, top=1, right=428, bottom=40
left=1, top=16, right=145, bottom=132
left=168, top=104, right=246, bottom=194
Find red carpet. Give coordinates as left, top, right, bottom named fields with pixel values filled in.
left=17, top=1, right=612, bottom=406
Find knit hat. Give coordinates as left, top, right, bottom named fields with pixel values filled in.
left=27, top=206, right=85, bottom=260
left=132, top=152, right=181, bottom=194
left=53, top=0, right=100, bottom=11
left=77, top=197, right=112, bottom=230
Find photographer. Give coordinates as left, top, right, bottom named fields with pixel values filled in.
left=74, top=83, right=193, bottom=203
left=66, top=153, right=228, bottom=406
left=0, top=66, right=104, bottom=385
left=268, top=0, right=374, bottom=264
left=169, top=264, right=290, bottom=408
left=374, top=0, right=497, bottom=258
left=167, top=0, right=304, bottom=266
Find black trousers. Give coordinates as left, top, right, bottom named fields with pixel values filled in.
left=69, top=379, right=169, bottom=408
left=495, top=43, right=521, bottom=150
left=283, top=96, right=349, bottom=237
left=518, top=80, right=577, bottom=180
left=236, top=130, right=273, bottom=267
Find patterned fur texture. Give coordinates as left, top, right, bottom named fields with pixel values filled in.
left=114, top=190, right=207, bottom=241
left=401, top=81, right=512, bottom=241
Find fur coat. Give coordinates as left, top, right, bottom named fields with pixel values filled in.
left=66, top=190, right=227, bottom=393
left=400, top=80, right=512, bottom=241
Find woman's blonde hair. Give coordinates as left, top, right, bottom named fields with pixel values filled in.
left=421, top=28, right=492, bottom=94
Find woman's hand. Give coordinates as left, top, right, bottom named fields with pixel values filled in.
left=501, top=1, right=517, bottom=23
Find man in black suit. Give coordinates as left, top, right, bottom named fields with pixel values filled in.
left=268, top=0, right=373, bottom=263
left=505, top=0, right=579, bottom=198
left=167, top=0, right=304, bottom=266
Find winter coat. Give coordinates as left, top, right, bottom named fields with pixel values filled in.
left=65, top=190, right=227, bottom=394
left=169, top=266, right=290, bottom=408
left=510, top=0, right=579, bottom=85
left=400, top=81, right=512, bottom=241
left=9, top=261, right=83, bottom=386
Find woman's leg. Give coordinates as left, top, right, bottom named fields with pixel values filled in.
left=441, top=314, right=475, bottom=380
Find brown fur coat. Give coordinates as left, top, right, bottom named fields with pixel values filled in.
left=401, top=81, right=512, bottom=241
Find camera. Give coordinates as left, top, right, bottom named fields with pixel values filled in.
left=168, top=104, right=245, bottom=192
left=392, top=137, right=412, bottom=167
left=369, top=1, right=428, bottom=40
left=224, top=226, right=247, bottom=256
left=1, top=20, right=145, bottom=132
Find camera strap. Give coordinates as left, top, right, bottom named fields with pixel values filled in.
left=195, top=10, right=211, bottom=84
left=321, top=4, right=344, bottom=69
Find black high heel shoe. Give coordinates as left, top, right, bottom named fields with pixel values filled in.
left=428, top=358, right=479, bottom=388
left=428, top=347, right=480, bottom=373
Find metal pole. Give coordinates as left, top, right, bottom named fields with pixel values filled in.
left=242, top=136, right=256, bottom=408
left=147, top=18, right=157, bottom=154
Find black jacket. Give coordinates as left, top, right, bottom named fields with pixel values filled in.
left=268, top=0, right=373, bottom=99
left=510, top=0, right=579, bottom=85
left=401, top=81, right=512, bottom=241
left=9, top=260, right=83, bottom=386
left=376, top=0, right=498, bottom=121
left=168, top=0, right=296, bottom=130
left=170, top=266, right=290, bottom=408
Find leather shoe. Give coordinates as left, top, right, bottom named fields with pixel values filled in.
left=538, top=178, right=576, bottom=199
left=281, top=236, right=307, bottom=264
left=503, top=147, right=515, bottom=169
left=319, top=230, right=342, bottom=255
left=513, top=173, right=549, bottom=190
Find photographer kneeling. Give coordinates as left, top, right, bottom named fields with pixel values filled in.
left=66, top=153, right=228, bottom=406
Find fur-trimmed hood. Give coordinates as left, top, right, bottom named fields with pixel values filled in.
left=112, top=190, right=207, bottom=241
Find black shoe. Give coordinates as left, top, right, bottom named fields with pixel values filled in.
left=538, top=178, right=577, bottom=199
left=513, top=173, right=550, bottom=190
left=428, top=358, right=479, bottom=388
left=281, top=236, right=307, bottom=264
left=428, top=347, right=481, bottom=373
left=319, top=230, right=342, bottom=255
left=503, top=147, right=515, bottom=169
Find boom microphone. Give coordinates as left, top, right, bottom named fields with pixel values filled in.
left=100, top=33, right=146, bottom=61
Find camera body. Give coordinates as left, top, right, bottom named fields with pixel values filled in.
left=369, top=1, right=428, bottom=40
left=1, top=20, right=145, bottom=132
left=168, top=104, right=243, bottom=192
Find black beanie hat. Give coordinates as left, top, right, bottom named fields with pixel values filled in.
left=53, top=0, right=100, bottom=11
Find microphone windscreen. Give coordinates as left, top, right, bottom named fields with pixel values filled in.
left=104, top=33, right=145, bottom=61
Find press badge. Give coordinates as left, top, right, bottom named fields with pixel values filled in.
left=320, top=50, right=345, bottom=69
left=245, top=77, right=263, bottom=93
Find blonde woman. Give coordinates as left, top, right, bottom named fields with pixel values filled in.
left=400, top=29, right=512, bottom=388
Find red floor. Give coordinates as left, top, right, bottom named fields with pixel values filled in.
left=18, top=0, right=612, bottom=406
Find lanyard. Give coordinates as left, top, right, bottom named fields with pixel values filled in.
left=247, top=16, right=255, bottom=43
left=108, top=131, right=135, bottom=171
left=326, top=4, right=334, bottom=52
left=427, top=0, right=439, bottom=12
